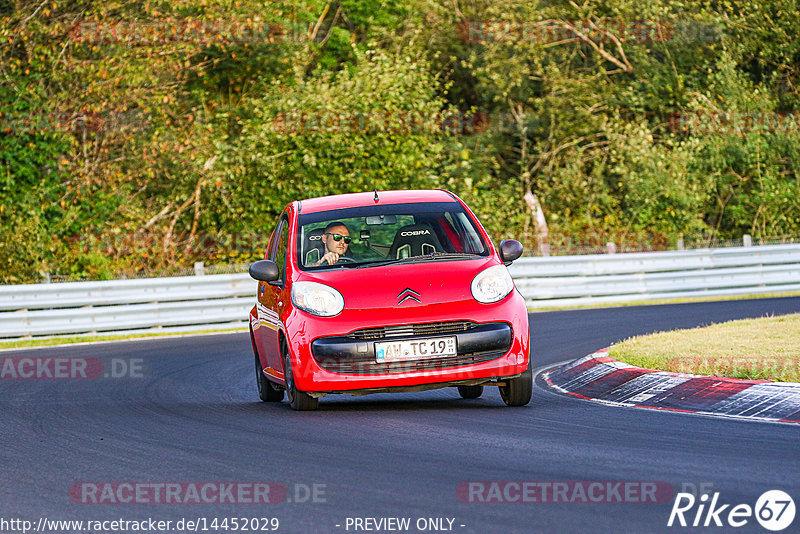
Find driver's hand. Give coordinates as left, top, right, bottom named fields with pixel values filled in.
left=317, top=251, right=340, bottom=266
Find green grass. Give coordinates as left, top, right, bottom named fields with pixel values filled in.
left=610, top=313, right=800, bottom=382
left=0, top=327, right=247, bottom=351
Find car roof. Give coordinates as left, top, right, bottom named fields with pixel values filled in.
left=297, top=189, right=459, bottom=214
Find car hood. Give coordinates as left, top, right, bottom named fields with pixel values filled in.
left=296, top=257, right=498, bottom=310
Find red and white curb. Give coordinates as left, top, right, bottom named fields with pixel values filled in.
left=543, top=349, right=800, bottom=424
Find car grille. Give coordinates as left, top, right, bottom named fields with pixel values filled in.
left=349, top=321, right=476, bottom=340
left=316, top=351, right=504, bottom=375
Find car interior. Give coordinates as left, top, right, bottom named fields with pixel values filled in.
left=387, top=223, right=444, bottom=259
left=302, top=227, right=325, bottom=266
left=301, top=211, right=483, bottom=267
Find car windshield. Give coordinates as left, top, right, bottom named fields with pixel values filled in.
left=297, top=201, right=489, bottom=270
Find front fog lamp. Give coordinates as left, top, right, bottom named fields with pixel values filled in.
left=291, top=281, right=345, bottom=317
left=471, top=265, right=514, bottom=304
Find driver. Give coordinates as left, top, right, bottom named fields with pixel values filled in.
left=314, top=221, right=351, bottom=266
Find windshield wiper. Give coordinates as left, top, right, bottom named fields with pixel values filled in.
left=353, top=252, right=482, bottom=268
left=425, top=252, right=483, bottom=259
left=353, top=258, right=404, bottom=268
left=394, top=252, right=482, bottom=262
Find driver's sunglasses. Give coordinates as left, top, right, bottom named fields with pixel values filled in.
left=325, top=232, right=352, bottom=244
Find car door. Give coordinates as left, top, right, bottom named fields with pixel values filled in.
left=253, top=226, right=276, bottom=375
left=257, top=214, right=290, bottom=375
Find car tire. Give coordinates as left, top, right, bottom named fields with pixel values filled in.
left=255, top=353, right=284, bottom=402
left=457, top=385, right=483, bottom=399
left=499, top=361, right=532, bottom=407
left=282, top=343, right=319, bottom=411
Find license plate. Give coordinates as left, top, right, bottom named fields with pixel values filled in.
left=375, top=336, right=457, bottom=362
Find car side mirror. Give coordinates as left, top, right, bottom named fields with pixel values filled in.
left=249, top=260, right=280, bottom=282
left=498, top=239, right=523, bottom=264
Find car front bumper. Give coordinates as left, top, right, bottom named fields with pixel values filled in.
left=311, top=322, right=512, bottom=374
left=283, top=292, right=530, bottom=393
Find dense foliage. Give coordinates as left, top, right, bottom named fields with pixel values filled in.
left=1, top=0, right=798, bottom=281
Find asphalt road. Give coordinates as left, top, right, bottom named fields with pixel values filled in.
left=1, top=297, right=799, bottom=534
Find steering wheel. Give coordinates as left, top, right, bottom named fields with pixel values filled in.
left=337, top=256, right=357, bottom=263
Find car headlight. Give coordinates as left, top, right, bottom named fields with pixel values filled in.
left=471, top=265, right=514, bottom=304
left=291, top=281, right=345, bottom=316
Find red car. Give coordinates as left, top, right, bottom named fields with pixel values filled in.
left=248, top=189, right=530, bottom=410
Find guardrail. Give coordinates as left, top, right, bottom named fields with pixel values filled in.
left=509, top=243, right=800, bottom=308
left=1, top=244, right=798, bottom=338
left=0, top=274, right=254, bottom=338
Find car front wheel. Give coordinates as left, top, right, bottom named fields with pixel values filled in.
left=499, top=361, right=532, bottom=407
left=282, top=343, right=319, bottom=411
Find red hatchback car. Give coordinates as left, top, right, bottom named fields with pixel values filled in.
left=248, top=189, right=531, bottom=410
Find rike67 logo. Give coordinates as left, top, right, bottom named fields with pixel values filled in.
left=668, top=490, right=795, bottom=531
